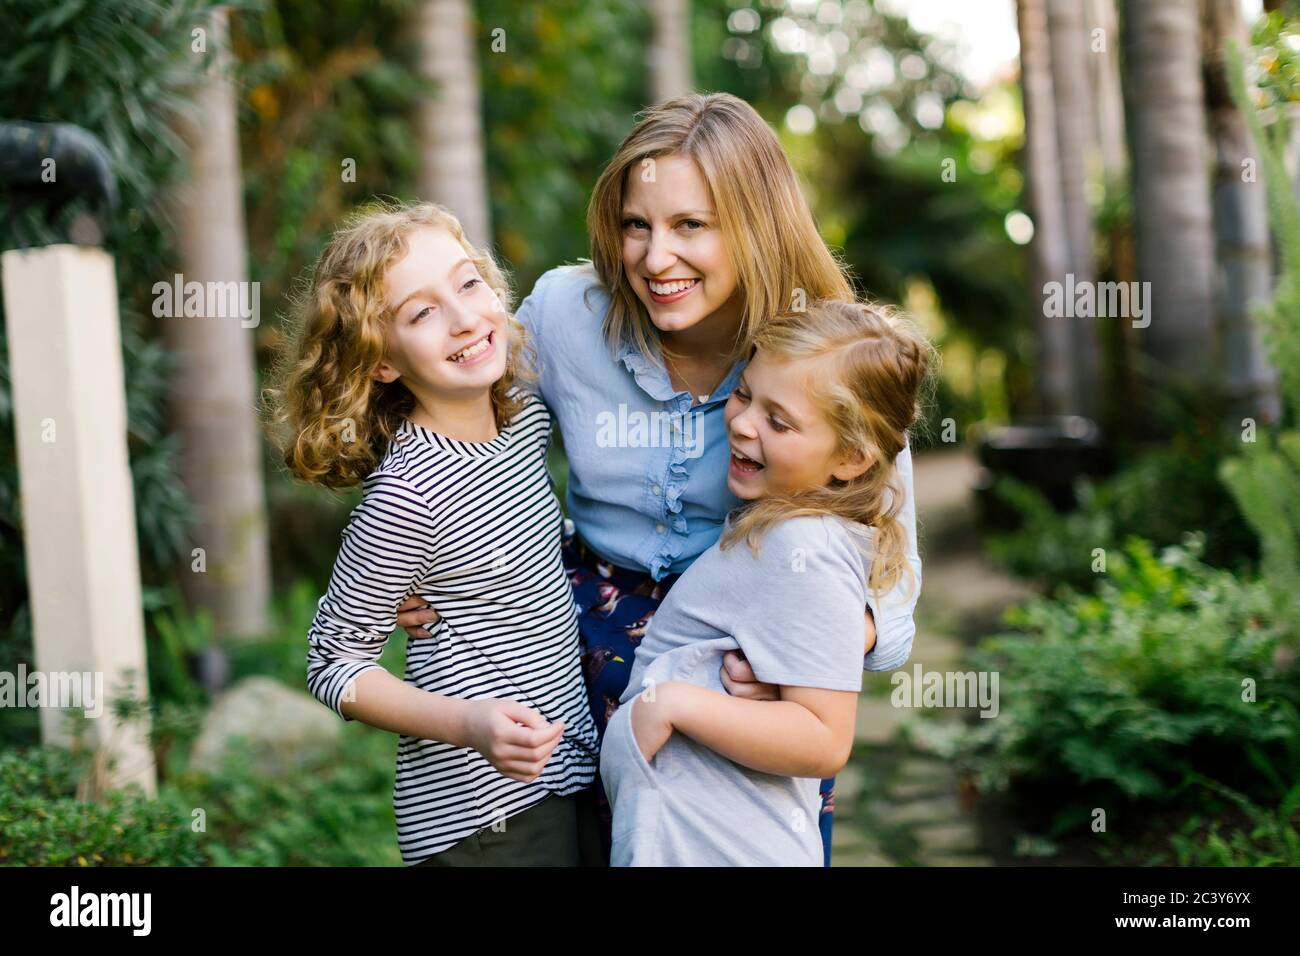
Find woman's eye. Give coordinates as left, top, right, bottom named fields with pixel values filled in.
left=622, top=217, right=648, bottom=231
left=679, top=219, right=704, bottom=231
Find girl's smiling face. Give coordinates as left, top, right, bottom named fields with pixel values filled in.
left=724, top=348, right=871, bottom=500
left=374, top=226, right=507, bottom=400
left=620, top=152, right=742, bottom=337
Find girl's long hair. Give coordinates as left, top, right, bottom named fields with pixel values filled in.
left=586, top=92, right=854, bottom=365
left=720, top=299, right=935, bottom=598
left=264, top=201, right=532, bottom=489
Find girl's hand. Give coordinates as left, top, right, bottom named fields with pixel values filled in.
left=630, top=688, right=677, bottom=763
left=461, top=699, right=564, bottom=783
left=396, top=593, right=441, bottom=638
left=719, top=651, right=780, bottom=701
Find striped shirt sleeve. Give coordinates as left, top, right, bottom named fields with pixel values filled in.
left=306, top=471, right=440, bottom=720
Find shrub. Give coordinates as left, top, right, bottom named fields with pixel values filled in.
left=953, top=538, right=1299, bottom=839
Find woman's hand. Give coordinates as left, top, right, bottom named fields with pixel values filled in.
left=718, top=609, right=875, bottom=700
left=396, top=593, right=440, bottom=639
left=630, top=686, right=677, bottom=763
left=719, top=651, right=780, bottom=701
left=460, top=699, right=564, bottom=783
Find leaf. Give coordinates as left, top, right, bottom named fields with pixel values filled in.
left=48, top=37, right=72, bottom=90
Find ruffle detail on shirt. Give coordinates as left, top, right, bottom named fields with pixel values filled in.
left=616, top=339, right=679, bottom=403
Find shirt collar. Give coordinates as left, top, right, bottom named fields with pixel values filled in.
left=616, top=336, right=747, bottom=407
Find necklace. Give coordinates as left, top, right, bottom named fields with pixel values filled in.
left=663, top=348, right=729, bottom=405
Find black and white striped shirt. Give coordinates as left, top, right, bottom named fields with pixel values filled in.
left=306, top=394, right=598, bottom=864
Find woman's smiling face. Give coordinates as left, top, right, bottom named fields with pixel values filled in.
left=620, top=152, right=742, bottom=337
left=724, top=348, right=871, bottom=500
left=374, top=226, right=507, bottom=400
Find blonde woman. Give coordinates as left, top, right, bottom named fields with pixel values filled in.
left=396, top=92, right=922, bottom=865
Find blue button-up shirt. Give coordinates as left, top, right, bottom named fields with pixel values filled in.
left=516, top=264, right=919, bottom=671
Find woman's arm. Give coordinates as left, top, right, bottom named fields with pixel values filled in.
left=631, top=681, right=858, bottom=779
left=863, top=443, right=921, bottom=672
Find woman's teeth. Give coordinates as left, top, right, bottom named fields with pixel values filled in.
left=449, top=332, right=492, bottom=363
left=648, top=278, right=699, bottom=296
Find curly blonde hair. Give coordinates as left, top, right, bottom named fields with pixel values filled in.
left=264, top=201, right=533, bottom=489
left=720, top=299, right=935, bottom=598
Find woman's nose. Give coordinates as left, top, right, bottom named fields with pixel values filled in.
left=644, top=229, right=678, bottom=275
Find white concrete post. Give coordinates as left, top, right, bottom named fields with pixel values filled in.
left=1, top=243, right=156, bottom=797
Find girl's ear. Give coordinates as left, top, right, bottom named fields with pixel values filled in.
left=830, top=446, right=873, bottom=483
left=373, top=361, right=401, bottom=384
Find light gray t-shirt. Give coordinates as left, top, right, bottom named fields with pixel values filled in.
left=600, top=513, right=893, bottom=866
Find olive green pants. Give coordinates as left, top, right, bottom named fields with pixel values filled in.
left=412, top=786, right=606, bottom=867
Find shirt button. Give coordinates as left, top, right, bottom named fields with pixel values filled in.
left=655, top=523, right=666, bottom=535
left=651, top=484, right=662, bottom=496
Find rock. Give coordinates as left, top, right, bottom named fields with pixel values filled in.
left=189, top=676, right=341, bottom=778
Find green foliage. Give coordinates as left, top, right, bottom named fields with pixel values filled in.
left=954, top=539, right=1300, bottom=839
left=478, top=0, right=647, bottom=293
left=1160, top=777, right=1300, bottom=866
left=0, top=0, right=224, bottom=661
left=234, top=0, right=426, bottom=311
left=989, top=437, right=1257, bottom=590
left=0, top=715, right=400, bottom=866
left=0, top=747, right=205, bottom=866
left=1220, top=38, right=1300, bottom=644
left=1249, top=7, right=1300, bottom=111
left=173, top=728, right=400, bottom=866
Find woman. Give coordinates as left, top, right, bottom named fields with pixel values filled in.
left=397, top=92, right=921, bottom=865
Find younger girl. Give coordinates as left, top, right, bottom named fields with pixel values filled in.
left=599, top=299, right=932, bottom=866
left=269, top=202, right=600, bottom=866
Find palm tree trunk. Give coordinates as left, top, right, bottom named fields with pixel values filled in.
left=416, top=0, right=492, bottom=248
left=649, top=0, right=692, bottom=104
left=1203, top=0, right=1281, bottom=423
left=1047, top=0, right=1101, bottom=418
left=1018, top=0, right=1079, bottom=415
left=170, top=8, right=271, bottom=649
left=1121, top=0, right=1218, bottom=390
left=1086, top=0, right=1128, bottom=189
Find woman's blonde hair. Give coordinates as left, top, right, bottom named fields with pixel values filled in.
left=720, top=299, right=935, bottom=598
left=586, top=92, right=854, bottom=364
left=264, top=201, right=532, bottom=489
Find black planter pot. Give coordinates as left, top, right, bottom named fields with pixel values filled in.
left=972, top=417, right=1112, bottom=532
